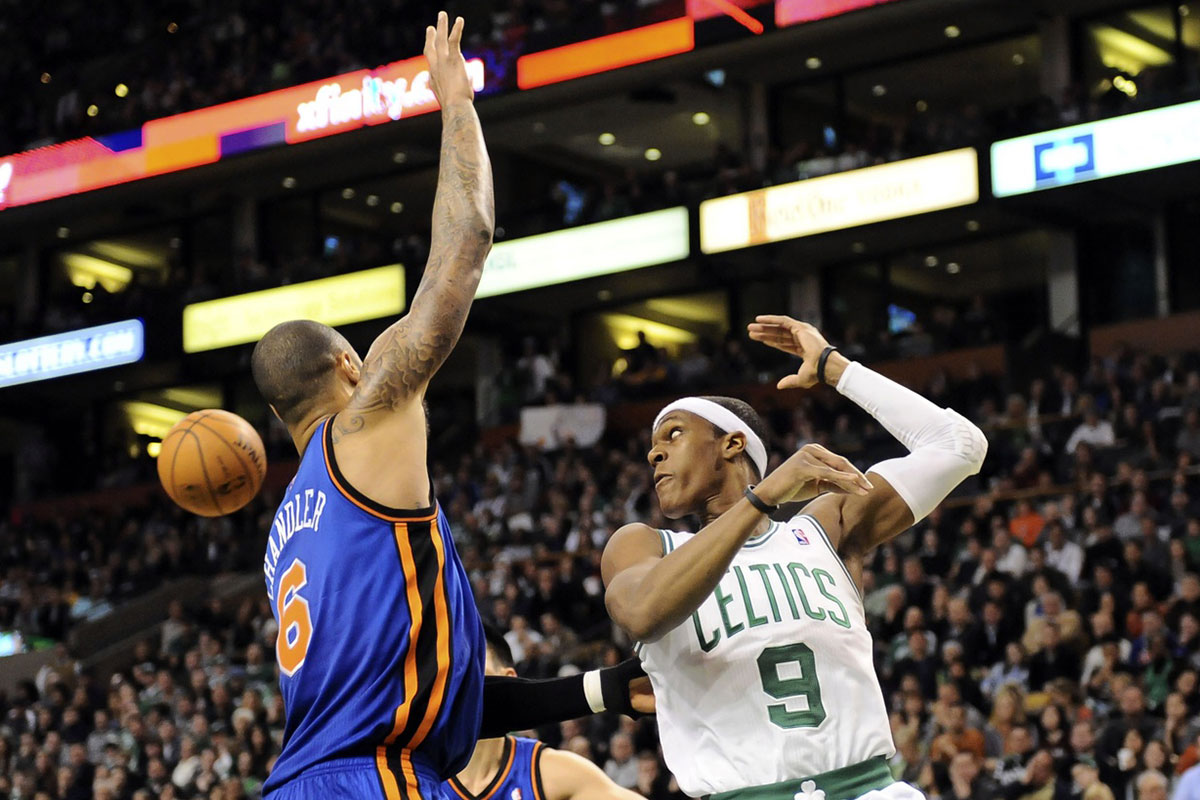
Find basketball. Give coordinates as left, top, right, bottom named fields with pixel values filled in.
left=156, top=409, right=268, bottom=517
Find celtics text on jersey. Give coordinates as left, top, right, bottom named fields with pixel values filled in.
left=636, top=514, right=895, bottom=797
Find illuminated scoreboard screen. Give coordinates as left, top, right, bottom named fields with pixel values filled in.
left=0, top=0, right=904, bottom=213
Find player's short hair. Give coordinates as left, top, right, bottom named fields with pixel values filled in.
left=697, top=396, right=770, bottom=479
left=483, top=622, right=515, bottom=670
left=251, top=320, right=351, bottom=426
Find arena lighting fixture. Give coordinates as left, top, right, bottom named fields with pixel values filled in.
left=924, top=255, right=939, bottom=267
left=944, top=25, right=961, bottom=38
left=872, top=85, right=887, bottom=97
left=64, top=253, right=135, bottom=292
left=56, top=227, right=70, bottom=239
left=82, top=292, right=93, bottom=304
left=607, top=313, right=698, bottom=350
left=86, top=105, right=99, bottom=117
left=390, top=202, right=404, bottom=214
left=166, top=22, right=178, bottom=33
left=700, top=148, right=980, bottom=254
left=477, top=207, right=688, bottom=298
left=916, top=100, right=929, bottom=112
left=366, top=194, right=380, bottom=207
left=147, top=442, right=162, bottom=457
left=966, top=220, right=981, bottom=231
left=281, top=176, right=296, bottom=189
left=1012, top=53, right=1026, bottom=66
left=517, top=17, right=695, bottom=89
left=183, top=264, right=405, bottom=353
left=645, top=148, right=663, bottom=161
left=40, top=72, right=51, bottom=84
left=947, top=262, right=962, bottom=273
left=0, top=320, right=145, bottom=389
left=992, top=97, right=1200, bottom=196
left=806, top=57, right=822, bottom=69
left=392, top=151, right=407, bottom=164
left=598, top=132, right=616, bottom=145
left=692, top=112, right=711, bottom=126
left=341, top=188, right=355, bottom=199
left=115, top=83, right=129, bottom=98
left=124, top=401, right=188, bottom=440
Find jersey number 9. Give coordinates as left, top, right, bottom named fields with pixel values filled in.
left=277, top=558, right=314, bottom=676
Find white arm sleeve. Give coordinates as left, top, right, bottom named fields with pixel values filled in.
left=835, top=361, right=988, bottom=522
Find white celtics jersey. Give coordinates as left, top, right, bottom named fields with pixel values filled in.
left=638, top=513, right=895, bottom=797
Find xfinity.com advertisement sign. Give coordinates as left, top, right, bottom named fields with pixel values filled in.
left=0, top=319, right=145, bottom=388
left=992, top=98, right=1200, bottom=196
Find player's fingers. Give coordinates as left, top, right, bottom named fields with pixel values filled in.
left=814, top=465, right=872, bottom=495
left=424, top=25, right=437, bottom=59
left=807, top=447, right=873, bottom=492
left=777, top=374, right=805, bottom=391
left=437, top=11, right=449, bottom=51
left=754, top=314, right=800, bottom=329
left=449, top=15, right=465, bottom=50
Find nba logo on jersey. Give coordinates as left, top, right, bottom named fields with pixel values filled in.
left=791, top=527, right=809, bottom=545
left=511, top=789, right=522, bottom=800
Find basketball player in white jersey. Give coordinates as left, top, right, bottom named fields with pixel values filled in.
left=601, top=315, right=988, bottom=800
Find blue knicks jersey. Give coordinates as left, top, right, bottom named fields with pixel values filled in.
left=263, top=418, right=485, bottom=797
left=446, top=737, right=547, bottom=800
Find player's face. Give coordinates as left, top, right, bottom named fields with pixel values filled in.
left=647, top=412, right=723, bottom=519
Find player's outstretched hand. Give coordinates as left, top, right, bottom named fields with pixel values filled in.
left=747, top=314, right=831, bottom=390
left=424, top=11, right=475, bottom=109
left=755, top=443, right=873, bottom=506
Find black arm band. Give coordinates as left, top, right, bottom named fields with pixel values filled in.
left=480, top=674, right=590, bottom=737
left=744, top=485, right=778, bottom=514
left=479, top=659, right=644, bottom=737
left=817, top=345, right=839, bottom=385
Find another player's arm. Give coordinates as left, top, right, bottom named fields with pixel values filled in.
left=748, top=315, right=988, bottom=576
left=537, top=747, right=645, bottom=800
left=349, top=13, right=494, bottom=414
left=602, top=445, right=871, bottom=643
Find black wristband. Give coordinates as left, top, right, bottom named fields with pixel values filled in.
left=817, top=345, right=839, bottom=385
left=744, top=485, right=778, bottom=514
left=599, top=658, right=647, bottom=717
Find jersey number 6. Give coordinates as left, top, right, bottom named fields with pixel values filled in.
left=277, top=558, right=314, bottom=676
left=757, top=642, right=826, bottom=729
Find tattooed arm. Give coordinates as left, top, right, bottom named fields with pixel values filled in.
left=350, top=12, right=494, bottom=413
left=330, top=13, right=493, bottom=509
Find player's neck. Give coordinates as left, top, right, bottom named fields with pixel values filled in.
left=702, top=469, right=771, bottom=537
left=456, top=736, right=509, bottom=796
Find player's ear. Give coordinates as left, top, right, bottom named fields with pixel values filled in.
left=337, top=351, right=361, bottom=385
left=723, top=431, right=747, bottom=463
left=267, top=403, right=284, bottom=424
left=503, top=667, right=517, bottom=678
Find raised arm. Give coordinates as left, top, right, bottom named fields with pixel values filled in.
left=601, top=445, right=871, bottom=642
left=350, top=12, right=494, bottom=413
left=748, top=316, right=988, bottom=577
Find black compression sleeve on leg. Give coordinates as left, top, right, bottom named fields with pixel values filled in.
left=479, top=674, right=590, bottom=738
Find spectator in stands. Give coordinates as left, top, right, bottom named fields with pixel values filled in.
left=1068, top=402, right=1118, bottom=455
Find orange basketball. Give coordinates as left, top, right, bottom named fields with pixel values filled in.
left=156, top=409, right=268, bottom=517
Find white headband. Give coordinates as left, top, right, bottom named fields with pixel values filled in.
left=653, top=397, right=768, bottom=477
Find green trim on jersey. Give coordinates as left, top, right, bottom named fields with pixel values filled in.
left=743, top=521, right=779, bottom=549
left=659, top=529, right=676, bottom=555
left=709, top=756, right=893, bottom=800
left=799, top=514, right=863, bottom=604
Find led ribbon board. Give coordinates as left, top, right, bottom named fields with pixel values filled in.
left=699, top=148, right=979, bottom=253
left=0, top=319, right=144, bottom=388
left=0, top=57, right=485, bottom=212
left=477, top=207, right=689, bottom=298
left=991, top=98, right=1200, bottom=197
left=776, top=0, right=905, bottom=26
left=183, top=265, right=405, bottom=353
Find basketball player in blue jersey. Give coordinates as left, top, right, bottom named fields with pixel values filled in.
left=250, top=13, right=650, bottom=800
left=447, top=628, right=643, bottom=800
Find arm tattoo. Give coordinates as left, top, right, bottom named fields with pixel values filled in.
left=354, top=102, right=494, bottom=413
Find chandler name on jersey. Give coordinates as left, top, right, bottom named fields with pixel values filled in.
left=638, top=514, right=894, bottom=797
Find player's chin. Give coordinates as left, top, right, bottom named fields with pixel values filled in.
left=655, top=488, right=690, bottom=520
